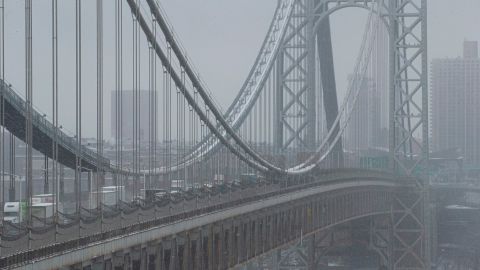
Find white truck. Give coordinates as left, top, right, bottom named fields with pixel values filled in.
left=4, top=201, right=62, bottom=225
left=171, top=180, right=187, bottom=192
left=89, top=190, right=118, bottom=208
left=102, top=186, right=126, bottom=202
left=32, top=194, right=54, bottom=204
left=31, top=202, right=57, bottom=226
left=3, top=202, right=27, bottom=224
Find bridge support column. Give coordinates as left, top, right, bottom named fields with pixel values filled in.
left=111, top=251, right=124, bottom=270
left=272, top=249, right=280, bottom=270
left=201, top=226, right=214, bottom=270
left=231, top=221, right=240, bottom=267
left=246, top=261, right=256, bottom=270
left=274, top=0, right=318, bottom=158
left=238, top=221, right=246, bottom=263
left=171, top=236, right=180, bottom=270
left=187, top=231, right=200, bottom=270
left=128, top=246, right=141, bottom=270
left=271, top=213, right=277, bottom=249
left=249, top=219, right=256, bottom=259
left=391, top=185, right=430, bottom=270
left=212, top=226, right=221, bottom=270
left=69, top=263, right=82, bottom=270
left=307, top=234, right=315, bottom=270
left=257, top=216, right=264, bottom=256
left=144, top=242, right=158, bottom=270
left=175, top=234, right=187, bottom=270
left=220, top=222, right=232, bottom=270
left=370, top=216, right=391, bottom=268
left=91, top=256, right=105, bottom=270
left=161, top=238, right=173, bottom=270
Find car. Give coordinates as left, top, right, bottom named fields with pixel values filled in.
left=154, top=190, right=168, bottom=199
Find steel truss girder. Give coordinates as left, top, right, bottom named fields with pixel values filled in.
left=276, top=0, right=316, bottom=151
left=370, top=215, right=392, bottom=268
left=388, top=2, right=430, bottom=268
left=391, top=184, right=430, bottom=269
left=388, top=0, right=428, bottom=177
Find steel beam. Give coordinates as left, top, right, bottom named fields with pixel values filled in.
left=275, top=0, right=317, bottom=154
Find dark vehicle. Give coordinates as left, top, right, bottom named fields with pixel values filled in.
left=141, top=188, right=169, bottom=202
left=239, top=173, right=258, bottom=186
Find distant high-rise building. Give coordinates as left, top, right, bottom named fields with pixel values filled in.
left=111, top=90, right=154, bottom=143
left=464, top=40, right=479, bottom=59
left=431, top=41, right=480, bottom=165
left=373, top=24, right=390, bottom=132
left=345, top=76, right=384, bottom=151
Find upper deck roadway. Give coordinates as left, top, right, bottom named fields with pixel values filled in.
left=1, top=169, right=414, bottom=270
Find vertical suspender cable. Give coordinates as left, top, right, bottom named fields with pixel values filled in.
left=148, top=17, right=152, bottom=189
left=148, top=18, right=152, bottom=189
left=75, top=0, right=82, bottom=235
left=9, top=135, right=14, bottom=200
left=114, top=0, right=118, bottom=201
left=153, top=18, right=158, bottom=189
left=0, top=1, right=4, bottom=240
left=136, top=4, right=141, bottom=201
left=132, top=9, right=138, bottom=198
left=176, top=72, right=180, bottom=184
left=136, top=5, right=140, bottom=201
left=132, top=10, right=136, bottom=201
left=51, top=0, right=59, bottom=242
left=167, top=46, right=172, bottom=188
left=115, top=0, right=120, bottom=204
left=0, top=0, right=4, bottom=218
left=163, top=67, right=167, bottom=189
left=96, top=0, right=103, bottom=229
left=182, top=69, right=186, bottom=189
left=25, top=0, right=33, bottom=249
left=119, top=1, right=124, bottom=202
left=193, top=87, right=198, bottom=191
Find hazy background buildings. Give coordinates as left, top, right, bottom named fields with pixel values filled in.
left=111, top=90, right=152, bottom=143
left=430, top=41, right=480, bottom=166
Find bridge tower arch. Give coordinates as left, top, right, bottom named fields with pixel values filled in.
left=275, top=0, right=429, bottom=269
left=275, top=0, right=428, bottom=174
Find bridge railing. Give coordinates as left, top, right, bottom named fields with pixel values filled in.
left=0, top=80, right=110, bottom=170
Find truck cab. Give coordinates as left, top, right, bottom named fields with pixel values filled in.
left=3, top=202, right=25, bottom=224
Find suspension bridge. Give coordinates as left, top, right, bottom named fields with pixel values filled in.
left=0, top=0, right=430, bottom=269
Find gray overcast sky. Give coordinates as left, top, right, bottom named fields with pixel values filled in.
left=159, top=0, right=479, bottom=103
left=2, top=0, right=479, bottom=138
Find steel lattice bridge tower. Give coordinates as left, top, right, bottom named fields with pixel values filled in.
left=274, top=0, right=428, bottom=174
left=274, top=1, right=429, bottom=268
left=0, top=0, right=429, bottom=269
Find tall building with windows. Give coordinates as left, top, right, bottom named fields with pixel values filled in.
left=111, top=90, right=153, bottom=143
left=431, top=41, right=480, bottom=165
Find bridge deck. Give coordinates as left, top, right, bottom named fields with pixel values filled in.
left=5, top=174, right=405, bottom=270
